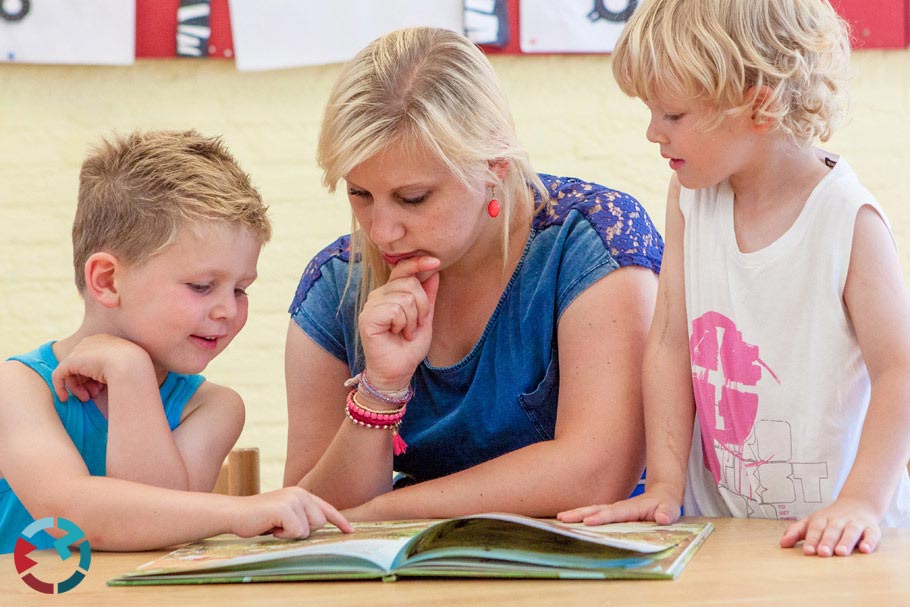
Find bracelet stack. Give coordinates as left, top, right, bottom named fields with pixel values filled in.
left=343, top=373, right=413, bottom=455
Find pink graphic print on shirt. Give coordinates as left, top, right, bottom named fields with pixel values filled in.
left=689, top=311, right=822, bottom=519
left=690, top=312, right=776, bottom=481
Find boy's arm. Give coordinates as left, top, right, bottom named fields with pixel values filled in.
left=53, top=335, right=243, bottom=492
left=53, top=335, right=202, bottom=491
left=781, top=205, right=910, bottom=556
left=170, top=382, right=245, bottom=491
left=559, top=176, right=697, bottom=525
left=0, top=362, right=350, bottom=550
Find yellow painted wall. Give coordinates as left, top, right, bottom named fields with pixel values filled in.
left=1, top=51, right=908, bottom=491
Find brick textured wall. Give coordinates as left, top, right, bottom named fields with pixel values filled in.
left=1, top=51, right=908, bottom=491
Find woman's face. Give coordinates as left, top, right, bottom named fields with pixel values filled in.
left=345, top=139, right=500, bottom=274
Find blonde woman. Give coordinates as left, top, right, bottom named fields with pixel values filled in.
left=285, top=27, right=662, bottom=520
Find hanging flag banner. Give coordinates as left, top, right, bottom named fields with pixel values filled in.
left=465, top=0, right=509, bottom=47
left=136, top=0, right=233, bottom=59
left=177, top=0, right=211, bottom=57
left=227, top=0, right=463, bottom=71
left=520, top=0, right=639, bottom=53
left=0, top=0, right=135, bottom=65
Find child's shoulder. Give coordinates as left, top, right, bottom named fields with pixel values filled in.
left=175, top=379, right=244, bottom=436
left=0, top=358, right=55, bottom=411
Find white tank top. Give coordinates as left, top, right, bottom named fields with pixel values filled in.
left=680, top=156, right=910, bottom=526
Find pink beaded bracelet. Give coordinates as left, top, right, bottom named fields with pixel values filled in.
left=344, top=389, right=408, bottom=455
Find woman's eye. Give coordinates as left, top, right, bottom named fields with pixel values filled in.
left=400, top=193, right=428, bottom=205
left=348, top=189, right=371, bottom=199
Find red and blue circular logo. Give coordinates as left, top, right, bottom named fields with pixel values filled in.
left=14, top=517, right=91, bottom=594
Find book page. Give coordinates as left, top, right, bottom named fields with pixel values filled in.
left=436, top=513, right=686, bottom=552
left=395, top=514, right=711, bottom=576
left=121, top=521, right=434, bottom=579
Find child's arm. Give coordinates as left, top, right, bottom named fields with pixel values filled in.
left=780, top=205, right=910, bottom=556
left=169, top=382, right=245, bottom=491
left=51, top=334, right=241, bottom=492
left=1, top=361, right=351, bottom=551
left=558, top=176, right=696, bottom=525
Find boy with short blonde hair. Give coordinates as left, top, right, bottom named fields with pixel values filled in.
left=0, top=130, right=349, bottom=553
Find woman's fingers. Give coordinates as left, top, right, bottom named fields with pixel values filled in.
left=386, top=255, right=440, bottom=282
left=365, top=267, right=437, bottom=340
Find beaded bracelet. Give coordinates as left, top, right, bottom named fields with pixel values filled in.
left=344, top=372, right=413, bottom=406
left=344, top=389, right=408, bottom=455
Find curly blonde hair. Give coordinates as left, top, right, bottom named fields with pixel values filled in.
left=73, top=130, right=269, bottom=292
left=612, top=0, right=851, bottom=146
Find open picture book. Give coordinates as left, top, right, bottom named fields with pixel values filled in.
left=108, top=513, right=713, bottom=585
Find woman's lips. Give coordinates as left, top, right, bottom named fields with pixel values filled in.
left=382, top=252, right=418, bottom=265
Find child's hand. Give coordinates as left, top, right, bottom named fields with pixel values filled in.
left=51, top=334, right=153, bottom=402
left=231, top=487, right=354, bottom=539
left=558, top=487, right=681, bottom=526
left=780, top=498, right=882, bottom=556
left=358, top=255, right=440, bottom=390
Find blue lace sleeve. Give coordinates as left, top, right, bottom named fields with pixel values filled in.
left=288, top=235, right=356, bottom=363
left=289, top=235, right=352, bottom=316
left=536, top=174, right=664, bottom=273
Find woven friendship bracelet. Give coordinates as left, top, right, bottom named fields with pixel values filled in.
left=344, top=372, right=413, bottom=406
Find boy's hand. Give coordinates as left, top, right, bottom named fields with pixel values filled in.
left=358, top=256, right=440, bottom=390
left=51, top=334, right=153, bottom=402
left=231, top=487, right=354, bottom=539
left=557, top=486, right=681, bottom=526
left=780, top=497, right=882, bottom=556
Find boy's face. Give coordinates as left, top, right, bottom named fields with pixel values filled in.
left=643, top=93, right=756, bottom=190
left=112, top=223, right=261, bottom=376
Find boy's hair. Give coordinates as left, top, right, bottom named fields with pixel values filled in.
left=73, top=130, right=270, bottom=292
left=612, top=0, right=851, bottom=146
left=316, top=26, right=545, bottom=316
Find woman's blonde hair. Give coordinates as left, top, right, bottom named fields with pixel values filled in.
left=612, top=0, right=851, bottom=146
left=316, top=26, right=544, bottom=320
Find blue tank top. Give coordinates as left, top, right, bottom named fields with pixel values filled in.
left=0, top=342, right=204, bottom=553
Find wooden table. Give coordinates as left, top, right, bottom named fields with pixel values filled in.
left=2, top=518, right=908, bottom=606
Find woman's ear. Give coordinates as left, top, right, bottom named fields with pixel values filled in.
left=83, top=252, right=121, bottom=308
left=488, top=158, right=511, bottom=183
left=747, top=85, right=775, bottom=133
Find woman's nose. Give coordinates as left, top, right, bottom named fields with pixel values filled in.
left=369, top=199, right=405, bottom=246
